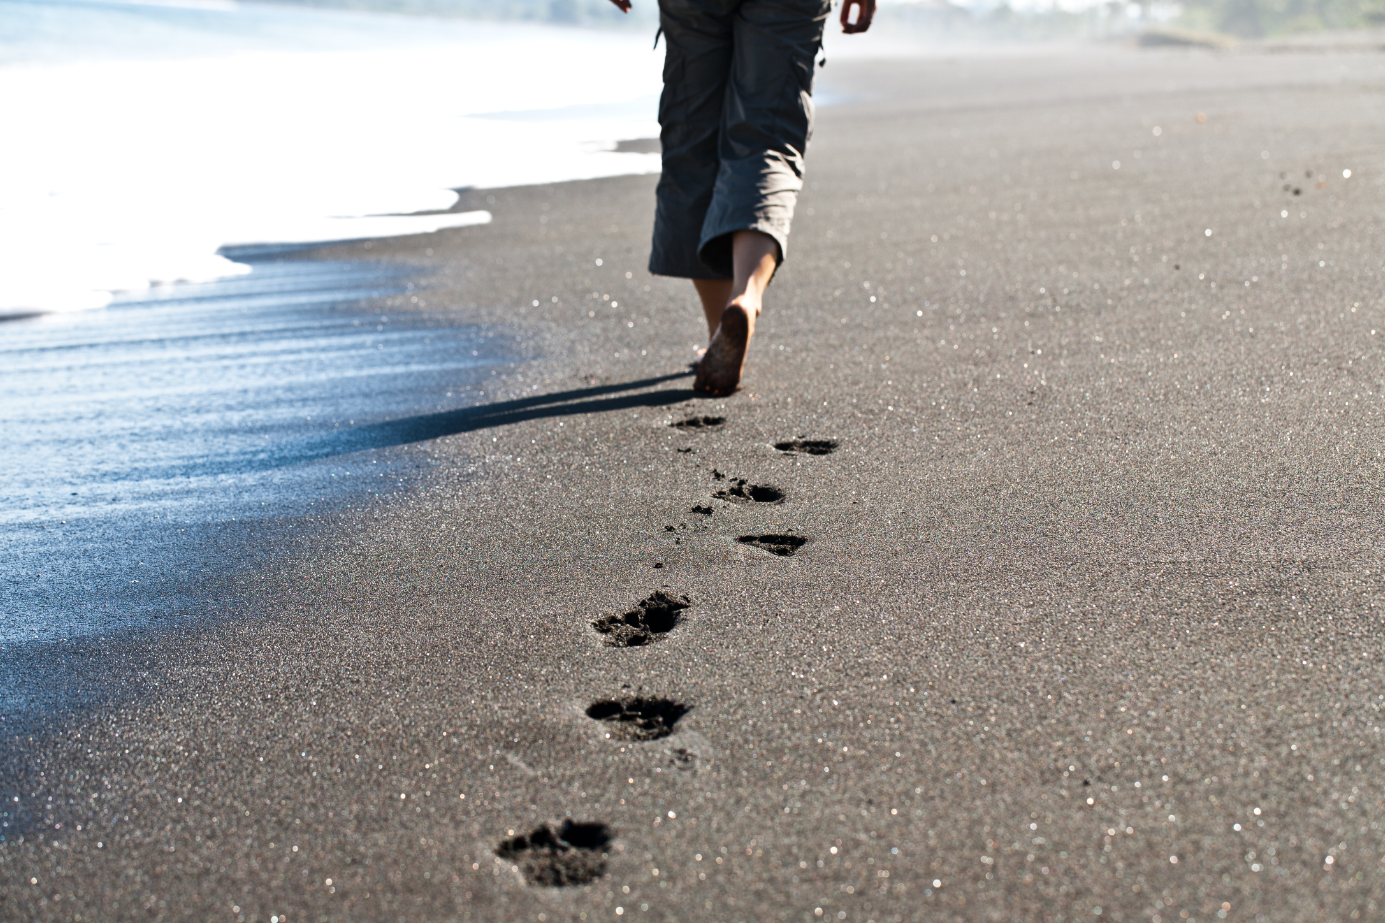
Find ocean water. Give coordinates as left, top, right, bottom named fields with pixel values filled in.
left=0, top=0, right=665, bottom=314
left=0, top=256, right=512, bottom=731
left=0, top=257, right=517, bottom=643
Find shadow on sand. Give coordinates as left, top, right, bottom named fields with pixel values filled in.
left=323, top=369, right=701, bottom=457
left=0, top=369, right=705, bottom=795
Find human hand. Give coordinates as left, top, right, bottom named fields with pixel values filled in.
left=840, top=0, right=875, bottom=33
left=607, top=0, right=631, bottom=11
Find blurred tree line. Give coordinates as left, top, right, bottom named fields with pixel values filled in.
left=1166, top=0, right=1385, bottom=35
left=262, top=0, right=1385, bottom=37
left=882, top=0, right=1385, bottom=39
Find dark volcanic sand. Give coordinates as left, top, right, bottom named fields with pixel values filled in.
left=7, top=47, right=1385, bottom=922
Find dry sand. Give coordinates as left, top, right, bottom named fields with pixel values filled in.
left=7, top=46, right=1385, bottom=923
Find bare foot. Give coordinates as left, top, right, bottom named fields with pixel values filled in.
left=694, top=301, right=755, bottom=395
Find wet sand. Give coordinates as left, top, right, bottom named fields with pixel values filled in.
left=7, top=47, right=1385, bottom=922
left=0, top=260, right=510, bottom=655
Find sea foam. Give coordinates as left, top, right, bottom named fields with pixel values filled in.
left=0, top=1, right=664, bottom=314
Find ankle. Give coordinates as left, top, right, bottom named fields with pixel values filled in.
left=724, top=297, right=759, bottom=320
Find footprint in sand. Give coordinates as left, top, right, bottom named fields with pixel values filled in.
left=591, top=591, right=690, bottom=647
left=671, top=415, right=725, bottom=430
left=586, top=696, right=690, bottom=741
left=496, top=820, right=613, bottom=886
left=773, top=437, right=838, bottom=456
left=736, top=533, right=808, bottom=557
left=711, top=471, right=785, bottom=504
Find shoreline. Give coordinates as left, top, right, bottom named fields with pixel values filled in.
left=0, top=256, right=515, bottom=653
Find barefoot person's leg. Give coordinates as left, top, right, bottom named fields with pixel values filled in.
left=692, top=278, right=733, bottom=341
left=646, top=2, right=736, bottom=349
left=694, top=230, right=778, bottom=394
left=688, top=0, right=829, bottom=394
left=646, top=0, right=828, bottom=393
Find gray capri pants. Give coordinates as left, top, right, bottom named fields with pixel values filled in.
left=648, top=0, right=832, bottom=280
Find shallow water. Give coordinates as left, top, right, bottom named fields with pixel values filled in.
left=0, top=258, right=512, bottom=646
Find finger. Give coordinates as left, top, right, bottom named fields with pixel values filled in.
left=842, top=0, right=874, bottom=32
left=861, top=0, right=876, bottom=29
left=840, top=0, right=862, bottom=31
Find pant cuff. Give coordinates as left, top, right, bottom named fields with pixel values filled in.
left=697, top=221, right=788, bottom=279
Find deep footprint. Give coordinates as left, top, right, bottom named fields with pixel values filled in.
left=591, top=591, right=690, bottom=647
left=774, top=438, right=838, bottom=456
left=737, top=534, right=808, bottom=557
left=586, top=697, right=690, bottom=741
left=713, top=478, right=785, bottom=504
left=496, top=820, right=613, bottom=886
left=671, top=415, right=725, bottom=430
